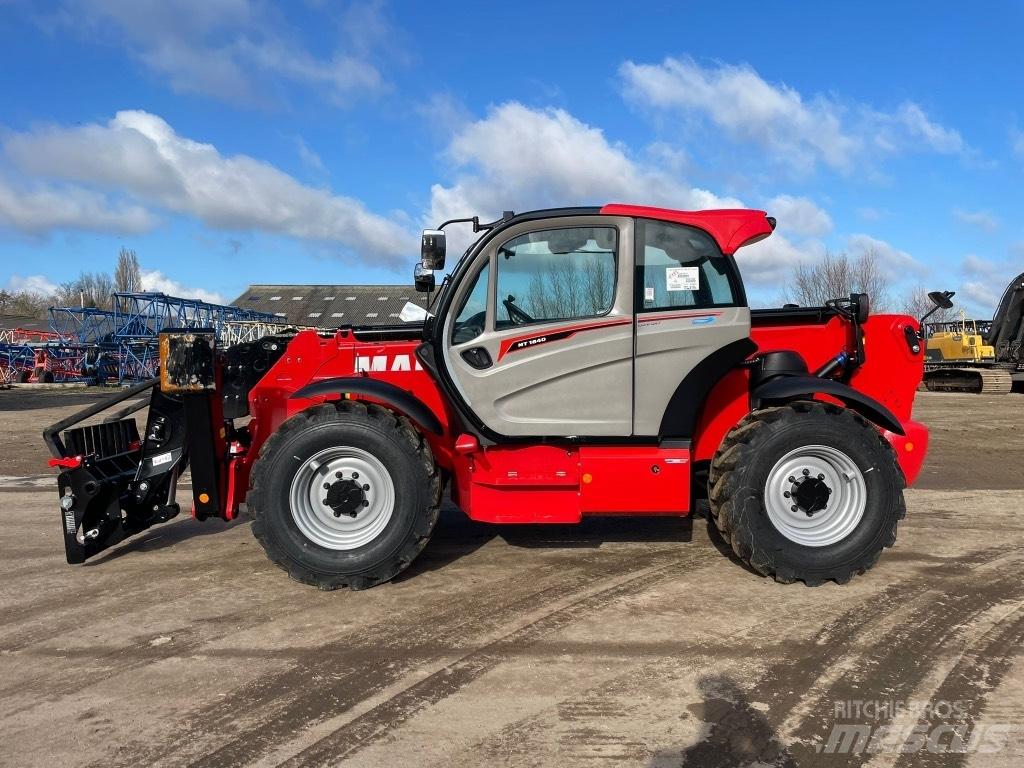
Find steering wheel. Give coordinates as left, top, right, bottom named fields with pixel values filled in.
left=502, top=295, right=535, bottom=325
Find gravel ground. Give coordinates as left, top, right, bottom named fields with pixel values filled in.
left=0, top=387, right=1022, bottom=767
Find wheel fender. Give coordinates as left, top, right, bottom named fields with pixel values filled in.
left=290, top=377, right=444, bottom=435
left=751, top=375, right=905, bottom=436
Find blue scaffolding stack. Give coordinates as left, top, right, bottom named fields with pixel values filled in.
left=47, top=292, right=276, bottom=384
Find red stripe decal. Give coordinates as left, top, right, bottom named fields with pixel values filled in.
left=498, top=318, right=631, bottom=360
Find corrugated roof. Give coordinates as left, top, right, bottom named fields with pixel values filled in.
left=232, top=285, right=431, bottom=327
left=0, top=313, right=52, bottom=333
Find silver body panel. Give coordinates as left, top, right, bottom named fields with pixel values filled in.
left=441, top=214, right=750, bottom=437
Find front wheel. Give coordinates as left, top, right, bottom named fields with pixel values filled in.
left=709, top=401, right=905, bottom=586
left=248, top=401, right=441, bottom=590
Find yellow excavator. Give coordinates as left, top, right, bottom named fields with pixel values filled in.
left=922, top=274, right=1024, bottom=394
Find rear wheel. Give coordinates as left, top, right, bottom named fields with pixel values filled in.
left=709, top=401, right=905, bottom=585
left=248, top=401, right=441, bottom=590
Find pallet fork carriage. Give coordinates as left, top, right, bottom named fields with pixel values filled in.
left=45, top=204, right=930, bottom=588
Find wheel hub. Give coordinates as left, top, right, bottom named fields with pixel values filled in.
left=790, top=474, right=832, bottom=516
left=323, top=476, right=368, bottom=518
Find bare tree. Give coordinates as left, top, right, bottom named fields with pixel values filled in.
left=74, top=271, right=115, bottom=309
left=114, top=248, right=142, bottom=293
left=785, top=249, right=890, bottom=310
left=524, top=253, right=614, bottom=320
left=0, top=289, right=53, bottom=316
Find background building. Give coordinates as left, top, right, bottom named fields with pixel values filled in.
left=231, top=285, right=431, bottom=327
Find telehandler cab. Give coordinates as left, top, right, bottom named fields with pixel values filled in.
left=44, top=204, right=929, bottom=588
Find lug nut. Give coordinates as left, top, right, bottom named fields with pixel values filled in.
left=791, top=505, right=798, bottom=512
left=817, top=473, right=825, bottom=480
left=802, top=468, right=810, bottom=476
left=335, top=471, right=343, bottom=478
left=322, top=498, right=330, bottom=505
left=323, top=483, right=331, bottom=490
left=783, top=491, right=791, bottom=498
left=352, top=472, right=359, bottom=479
left=363, top=500, right=370, bottom=507
left=788, top=476, right=795, bottom=483
left=362, top=484, right=370, bottom=491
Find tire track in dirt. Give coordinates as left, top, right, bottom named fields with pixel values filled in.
left=891, top=608, right=1024, bottom=768
left=447, top=545, right=1016, bottom=766
left=0, top=592, right=328, bottom=715
left=781, top=560, right=1024, bottom=766
left=0, top=524, right=255, bottom=651
left=276, top=556, right=712, bottom=768
left=102, top=543, right=712, bottom=768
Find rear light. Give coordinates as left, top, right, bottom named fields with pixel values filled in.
left=902, top=325, right=922, bottom=355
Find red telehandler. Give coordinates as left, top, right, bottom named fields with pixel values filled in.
left=45, top=204, right=929, bottom=588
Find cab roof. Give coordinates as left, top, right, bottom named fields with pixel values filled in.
left=600, top=203, right=775, bottom=255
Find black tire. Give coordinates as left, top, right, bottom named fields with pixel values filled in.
left=709, top=401, right=905, bottom=586
left=248, top=401, right=441, bottom=590
left=39, top=370, right=55, bottom=384
left=15, top=370, right=30, bottom=383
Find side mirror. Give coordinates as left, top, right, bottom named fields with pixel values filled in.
left=421, top=229, right=446, bottom=270
left=928, top=290, right=955, bottom=310
left=414, top=262, right=435, bottom=293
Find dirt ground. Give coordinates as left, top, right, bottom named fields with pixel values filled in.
left=1, top=387, right=1023, bottom=767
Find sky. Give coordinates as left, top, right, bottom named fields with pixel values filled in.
left=0, top=0, right=1021, bottom=316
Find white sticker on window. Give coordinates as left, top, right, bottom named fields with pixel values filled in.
left=644, top=286, right=655, bottom=302
left=666, top=266, right=700, bottom=291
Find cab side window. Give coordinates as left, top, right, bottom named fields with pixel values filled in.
left=451, top=261, right=489, bottom=344
left=495, top=226, right=617, bottom=329
left=637, top=220, right=742, bottom=311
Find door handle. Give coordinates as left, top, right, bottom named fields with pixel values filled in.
left=461, top=347, right=492, bottom=369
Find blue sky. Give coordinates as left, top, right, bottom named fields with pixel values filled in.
left=0, top=1, right=1021, bottom=315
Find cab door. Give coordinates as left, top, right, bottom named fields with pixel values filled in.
left=442, top=216, right=635, bottom=437
left=632, top=218, right=752, bottom=437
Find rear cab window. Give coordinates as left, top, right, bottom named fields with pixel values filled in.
left=636, top=219, right=743, bottom=311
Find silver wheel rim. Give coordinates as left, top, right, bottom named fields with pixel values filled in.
left=763, top=444, right=866, bottom=547
left=289, top=446, right=395, bottom=550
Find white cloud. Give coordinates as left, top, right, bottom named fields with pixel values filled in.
left=846, top=233, right=924, bottom=279
left=0, top=176, right=156, bottom=235
left=428, top=101, right=831, bottom=287
left=895, top=103, right=965, bottom=154
left=953, top=207, right=999, bottom=233
left=958, top=253, right=1021, bottom=316
left=140, top=268, right=227, bottom=304
left=47, top=0, right=389, bottom=106
left=958, top=281, right=1001, bottom=315
left=2, top=110, right=413, bottom=265
left=620, top=57, right=969, bottom=173
left=294, top=136, right=327, bottom=175
left=621, top=57, right=857, bottom=173
left=5, top=274, right=60, bottom=296
left=429, top=101, right=739, bottom=242
left=767, top=195, right=833, bottom=237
